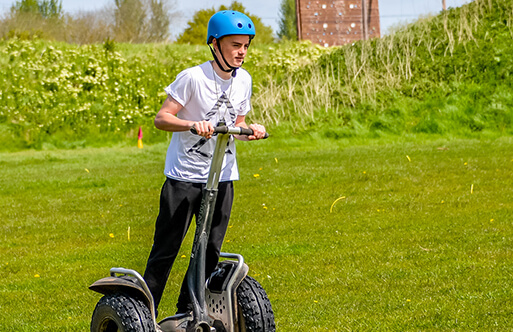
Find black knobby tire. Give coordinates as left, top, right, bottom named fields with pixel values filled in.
left=236, top=276, right=276, bottom=332
left=91, top=293, right=155, bottom=332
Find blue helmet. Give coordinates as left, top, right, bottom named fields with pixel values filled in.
left=207, top=10, right=256, bottom=44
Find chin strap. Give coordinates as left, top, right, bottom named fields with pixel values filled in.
left=208, top=44, right=240, bottom=78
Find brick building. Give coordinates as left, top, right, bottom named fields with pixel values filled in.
left=295, top=0, right=380, bottom=47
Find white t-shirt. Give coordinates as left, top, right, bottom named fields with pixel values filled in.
left=163, top=61, right=252, bottom=183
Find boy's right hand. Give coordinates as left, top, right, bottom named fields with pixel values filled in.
left=192, top=121, right=214, bottom=139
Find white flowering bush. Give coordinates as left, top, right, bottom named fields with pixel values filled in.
left=0, top=39, right=210, bottom=149
left=0, top=39, right=325, bottom=150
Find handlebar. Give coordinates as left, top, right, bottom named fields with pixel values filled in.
left=190, top=125, right=269, bottom=139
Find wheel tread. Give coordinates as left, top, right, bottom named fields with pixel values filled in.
left=236, top=276, right=275, bottom=332
left=91, top=293, right=154, bottom=332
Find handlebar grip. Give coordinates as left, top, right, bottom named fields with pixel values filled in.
left=190, top=125, right=269, bottom=139
left=225, top=126, right=269, bottom=139
left=189, top=125, right=228, bottom=135
left=238, top=127, right=254, bottom=136
left=229, top=127, right=269, bottom=139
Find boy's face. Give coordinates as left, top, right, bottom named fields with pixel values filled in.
left=215, top=35, right=251, bottom=68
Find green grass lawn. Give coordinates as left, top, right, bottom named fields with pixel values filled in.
left=1, top=136, right=513, bottom=331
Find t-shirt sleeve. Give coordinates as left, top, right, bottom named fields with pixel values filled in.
left=239, top=76, right=252, bottom=116
left=164, top=70, right=192, bottom=107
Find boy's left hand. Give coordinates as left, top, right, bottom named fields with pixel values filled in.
left=248, top=124, right=266, bottom=140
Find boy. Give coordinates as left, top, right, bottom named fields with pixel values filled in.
left=143, top=10, right=266, bottom=315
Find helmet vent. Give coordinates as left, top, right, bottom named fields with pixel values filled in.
left=248, top=24, right=252, bottom=29
left=237, top=23, right=243, bottom=28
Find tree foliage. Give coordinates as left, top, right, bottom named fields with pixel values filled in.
left=278, top=0, right=297, bottom=40
left=10, top=0, right=62, bottom=18
left=114, top=0, right=146, bottom=42
left=62, top=8, right=113, bottom=44
left=1, top=0, right=174, bottom=43
left=148, top=0, right=170, bottom=42
left=38, top=0, right=62, bottom=18
left=176, top=6, right=211, bottom=45
left=10, top=0, right=39, bottom=15
left=176, top=1, right=274, bottom=45
left=5, top=0, right=63, bottom=39
left=113, top=0, right=172, bottom=43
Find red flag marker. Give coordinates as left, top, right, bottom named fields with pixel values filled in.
left=137, top=127, right=143, bottom=149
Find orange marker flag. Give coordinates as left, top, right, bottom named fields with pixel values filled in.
left=137, top=127, right=143, bottom=149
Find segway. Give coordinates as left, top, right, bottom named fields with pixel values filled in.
left=89, top=123, right=275, bottom=332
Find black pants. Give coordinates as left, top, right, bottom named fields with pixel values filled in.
left=143, top=178, right=234, bottom=313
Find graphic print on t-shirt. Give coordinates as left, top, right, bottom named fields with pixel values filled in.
left=187, top=91, right=236, bottom=158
